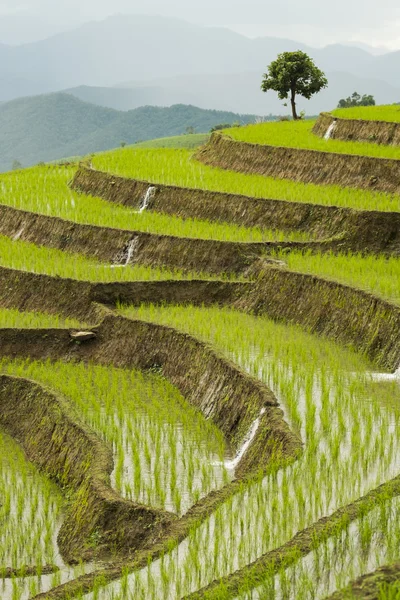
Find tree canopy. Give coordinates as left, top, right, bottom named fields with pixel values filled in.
left=337, top=92, right=376, bottom=108
left=261, top=51, right=328, bottom=120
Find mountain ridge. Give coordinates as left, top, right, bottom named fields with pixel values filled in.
left=0, top=14, right=399, bottom=107
left=0, top=92, right=262, bottom=172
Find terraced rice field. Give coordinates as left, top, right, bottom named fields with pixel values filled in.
left=0, top=108, right=400, bottom=600
left=222, top=120, right=400, bottom=159
left=332, top=105, right=400, bottom=122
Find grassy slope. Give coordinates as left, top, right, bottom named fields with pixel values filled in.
left=135, top=133, right=210, bottom=149
left=225, top=120, right=400, bottom=159
left=332, top=105, right=400, bottom=122
left=93, top=147, right=400, bottom=212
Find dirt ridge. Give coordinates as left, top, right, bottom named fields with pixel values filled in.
left=0, top=203, right=319, bottom=275
left=196, top=132, right=400, bottom=195
left=0, top=313, right=301, bottom=474
left=313, top=112, right=400, bottom=146
left=1, top=264, right=400, bottom=371
left=324, top=561, right=400, bottom=599
left=71, top=166, right=400, bottom=255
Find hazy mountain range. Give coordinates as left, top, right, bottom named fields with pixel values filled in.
left=0, top=15, right=399, bottom=114
left=0, top=93, right=260, bottom=172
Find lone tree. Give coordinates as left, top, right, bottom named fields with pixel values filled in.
left=261, top=51, right=328, bottom=120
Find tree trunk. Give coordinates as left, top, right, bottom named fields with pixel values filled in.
left=290, top=89, right=298, bottom=120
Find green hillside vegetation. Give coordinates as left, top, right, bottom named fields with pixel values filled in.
left=0, top=92, right=260, bottom=172
left=225, top=120, right=400, bottom=159
left=332, top=104, right=400, bottom=121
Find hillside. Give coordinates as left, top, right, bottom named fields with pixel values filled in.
left=0, top=15, right=400, bottom=112
left=0, top=93, right=260, bottom=172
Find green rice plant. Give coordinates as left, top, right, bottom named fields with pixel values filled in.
left=0, top=166, right=310, bottom=243
left=332, top=105, right=400, bottom=122
left=0, top=430, right=63, bottom=570
left=87, top=303, right=400, bottom=599
left=225, top=120, right=400, bottom=160
left=379, top=580, right=400, bottom=599
left=93, top=147, right=400, bottom=212
left=0, top=360, right=230, bottom=515
left=271, top=249, right=400, bottom=305
left=0, top=234, right=215, bottom=282
left=0, top=307, right=83, bottom=329
left=134, top=133, right=210, bottom=149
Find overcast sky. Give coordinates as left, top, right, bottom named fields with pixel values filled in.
left=0, top=0, right=399, bottom=50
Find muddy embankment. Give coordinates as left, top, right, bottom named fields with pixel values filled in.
left=1, top=262, right=400, bottom=372
left=0, top=313, right=301, bottom=477
left=0, top=266, right=248, bottom=323
left=0, top=375, right=174, bottom=564
left=314, top=112, right=400, bottom=146
left=325, top=561, right=400, bottom=599
left=241, top=263, right=400, bottom=371
left=0, top=203, right=316, bottom=276
left=184, top=474, right=400, bottom=600
left=71, top=167, right=400, bottom=255
left=196, top=132, right=400, bottom=195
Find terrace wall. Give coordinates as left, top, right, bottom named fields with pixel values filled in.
left=0, top=204, right=307, bottom=276
left=313, top=112, right=400, bottom=146
left=242, top=264, right=400, bottom=371
left=196, top=132, right=400, bottom=195
left=1, top=264, right=400, bottom=372
left=0, top=314, right=301, bottom=478
left=70, top=167, right=400, bottom=255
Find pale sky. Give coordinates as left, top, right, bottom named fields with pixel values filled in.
left=0, top=0, right=399, bottom=50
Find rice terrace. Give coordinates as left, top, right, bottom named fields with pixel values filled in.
left=2, top=101, right=400, bottom=600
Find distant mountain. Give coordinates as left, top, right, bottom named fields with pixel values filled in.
left=66, top=70, right=400, bottom=116
left=1, top=14, right=400, bottom=108
left=0, top=92, right=261, bottom=172
left=0, top=15, right=72, bottom=45
left=342, top=41, right=390, bottom=56
left=63, top=85, right=164, bottom=112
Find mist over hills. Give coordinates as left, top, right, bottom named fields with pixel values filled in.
left=0, top=15, right=399, bottom=114
left=65, top=71, right=400, bottom=116
left=0, top=93, right=260, bottom=172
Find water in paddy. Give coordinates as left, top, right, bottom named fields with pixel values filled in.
left=0, top=360, right=231, bottom=516
left=81, top=305, right=400, bottom=599
left=0, top=429, right=94, bottom=600
left=238, top=495, right=400, bottom=599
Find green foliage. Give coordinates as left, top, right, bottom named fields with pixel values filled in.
left=210, top=123, right=236, bottom=133
left=261, top=51, right=328, bottom=120
left=0, top=93, right=262, bottom=172
left=337, top=91, right=376, bottom=108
